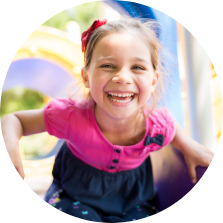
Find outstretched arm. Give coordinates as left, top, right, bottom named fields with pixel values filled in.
left=170, top=120, right=214, bottom=183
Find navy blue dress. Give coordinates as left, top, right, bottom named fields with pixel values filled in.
left=44, top=143, right=158, bottom=222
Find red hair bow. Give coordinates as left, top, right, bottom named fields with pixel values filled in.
left=81, top=19, right=107, bottom=53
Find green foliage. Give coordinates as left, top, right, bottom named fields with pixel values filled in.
left=0, top=87, right=44, bottom=118
left=0, top=88, right=48, bottom=159
left=42, top=1, right=101, bottom=33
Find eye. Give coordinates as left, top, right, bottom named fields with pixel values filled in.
left=100, top=64, right=114, bottom=69
left=101, top=64, right=144, bottom=70
left=134, top=66, right=144, bottom=70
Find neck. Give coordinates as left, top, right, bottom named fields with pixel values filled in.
left=95, top=105, right=143, bottom=136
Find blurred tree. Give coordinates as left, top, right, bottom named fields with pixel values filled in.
left=0, top=87, right=44, bottom=118
left=42, top=1, right=101, bottom=33
left=0, top=88, right=57, bottom=160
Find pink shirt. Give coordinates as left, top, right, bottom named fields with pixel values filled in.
left=43, top=98, right=176, bottom=173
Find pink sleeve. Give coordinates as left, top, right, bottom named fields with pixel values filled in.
left=43, top=98, right=75, bottom=140
left=149, top=108, right=176, bottom=147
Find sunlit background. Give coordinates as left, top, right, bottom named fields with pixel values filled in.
left=1, top=1, right=222, bottom=199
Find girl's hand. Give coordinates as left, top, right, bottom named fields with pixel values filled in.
left=182, top=139, right=214, bottom=183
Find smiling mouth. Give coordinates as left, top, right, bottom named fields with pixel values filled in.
left=107, top=92, right=135, bottom=103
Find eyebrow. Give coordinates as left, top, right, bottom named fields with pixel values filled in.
left=94, top=56, right=150, bottom=64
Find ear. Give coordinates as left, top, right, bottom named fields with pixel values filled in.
left=151, top=71, right=159, bottom=93
left=81, top=68, right=90, bottom=88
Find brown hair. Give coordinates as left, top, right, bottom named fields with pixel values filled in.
left=69, top=16, right=175, bottom=145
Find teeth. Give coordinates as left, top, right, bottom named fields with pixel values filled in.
left=108, top=94, right=133, bottom=103
left=108, top=92, right=134, bottom=97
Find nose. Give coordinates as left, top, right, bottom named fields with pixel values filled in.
left=112, top=68, right=133, bottom=85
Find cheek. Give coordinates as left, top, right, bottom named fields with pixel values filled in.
left=137, top=76, right=153, bottom=101
left=89, top=72, right=110, bottom=91
left=89, top=76, right=107, bottom=100
left=90, top=82, right=101, bottom=97
left=139, top=88, right=152, bottom=104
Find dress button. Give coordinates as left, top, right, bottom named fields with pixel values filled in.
left=109, top=166, right=116, bottom=169
left=115, top=149, right=121, bottom=153
left=113, top=159, right=119, bottom=163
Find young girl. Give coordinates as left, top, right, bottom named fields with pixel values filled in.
left=2, top=18, right=213, bottom=222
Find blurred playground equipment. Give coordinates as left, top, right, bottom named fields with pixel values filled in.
left=3, top=25, right=84, bottom=197
left=2, top=0, right=222, bottom=212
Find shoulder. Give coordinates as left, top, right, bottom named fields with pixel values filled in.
left=43, top=98, right=94, bottom=138
left=45, top=98, right=93, bottom=113
left=148, top=108, right=174, bottom=125
left=44, top=98, right=95, bottom=122
left=145, top=108, right=176, bottom=147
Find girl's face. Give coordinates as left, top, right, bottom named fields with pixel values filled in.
left=82, top=32, right=159, bottom=121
